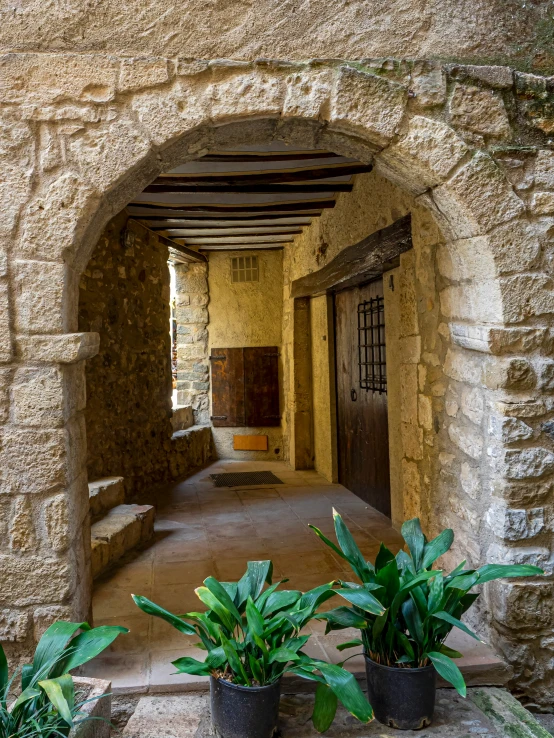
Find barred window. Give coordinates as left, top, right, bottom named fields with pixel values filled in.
left=231, top=255, right=259, bottom=283
left=358, top=296, right=387, bottom=394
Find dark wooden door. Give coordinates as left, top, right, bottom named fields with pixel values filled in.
left=334, top=279, right=391, bottom=516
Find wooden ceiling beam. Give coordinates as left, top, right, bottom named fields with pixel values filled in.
left=198, top=244, right=286, bottom=251
left=159, top=228, right=303, bottom=237
left=143, top=183, right=353, bottom=194
left=141, top=217, right=312, bottom=228
left=127, top=201, right=336, bottom=212
left=156, top=163, right=371, bottom=185
left=198, top=151, right=339, bottom=162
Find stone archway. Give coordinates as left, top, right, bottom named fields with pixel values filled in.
left=3, top=58, right=553, bottom=701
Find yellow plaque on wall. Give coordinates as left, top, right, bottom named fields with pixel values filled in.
left=233, top=435, right=268, bottom=451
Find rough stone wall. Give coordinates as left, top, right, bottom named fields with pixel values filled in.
left=174, top=262, right=210, bottom=425
left=207, top=249, right=284, bottom=460
left=0, top=56, right=553, bottom=702
left=1, top=2, right=552, bottom=73
left=78, top=214, right=174, bottom=499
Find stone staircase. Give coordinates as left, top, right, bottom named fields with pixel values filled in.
left=89, top=477, right=155, bottom=579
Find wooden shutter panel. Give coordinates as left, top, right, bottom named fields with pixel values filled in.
left=210, top=348, right=245, bottom=426
left=210, top=346, right=280, bottom=428
left=244, top=347, right=280, bottom=427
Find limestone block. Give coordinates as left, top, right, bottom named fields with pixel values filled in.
left=494, top=400, right=547, bottom=419
left=0, top=554, right=72, bottom=606
left=177, top=344, right=206, bottom=362
left=446, top=398, right=458, bottom=417
left=0, top=281, right=11, bottom=363
left=0, top=54, right=118, bottom=105
left=489, top=415, right=534, bottom=443
left=399, top=335, right=421, bottom=364
left=330, top=66, right=408, bottom=147
left=401, top=422, right=423, bottom=460
left=0, top=112, right=35, bottom=238
left=0, top=369, right=10, bottom=424
left=122, top=694, right=208, bottom=738
left=460, top=462, right=480, bottom=499
left=483, top=358, right=536, bottom=391
left=534, top=150, right=554, bottom=190
left=38, top=125, right=62, bottom=172
left=400, top=364, right=418, bottom=422
left=488, top=220, right=541, bottom=274
left=378, top=116, right=468, bottom=192
left=401, top=459, right=421, bottom=518
left=0, top=428, right=66, bottom=494
left=433, top=153, right=525, bottom=239
left=175, top=306, right=208, bottom=324
left=210, top=70, right=285, bottom=122
left=448, top=84, right=511, bottom=138
left=487, top=543, right=553, bottom=576
left=536, top=361, right=554, bottom=391
left=119, top=58, right=170, bottom=92
left=497, top=479, right=553, bottom=507
left=44, top=494, right=71, bottom=552
left=67, top=116, right=152, bottom=193
left=448, top=422, right=483, bottom=459
left=32, top=605, right=74, bottom=640
left=486, top=503, right=545, bottom=541
left=131, top=81, right=209, bottom=147
left=450, top=324, right=544, bottom=355
left=530, top=192, right=554, bottom=215
left=449, top=494, right=480, bottom=529
left=409, top=61, right=446, bottom=107
left=492, top=447, right=554, bottom=480
left=16, top=332, right=100, bottom=363
left=444, top=348, right=483, bottom=386
left=283, top=69, right=333, bottom=119
left=9, top=496, right=36, bottom=551
left=440, top=282, right=503, bottom=323
left=11, top=365, right=85, bottom=427
left=418, top=394, right=433, bottom=430
left=14, top=260, right=68, bottom=334
left=449, top=65, right=514, bottom=89
left=489, top=581, right=554, bottom=629
left=174, top=265, right=208, bottom=293
left=461, top=387, right=484, bottom=426
left=0, top=609, right=29, bottom=642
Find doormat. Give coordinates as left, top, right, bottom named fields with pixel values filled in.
left=210, top=471, right=284, bottom=487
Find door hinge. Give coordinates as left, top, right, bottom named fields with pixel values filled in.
left=210, top=355, right=226, bottom=361
left=264, top=352, right=280, bottom=357
left=210, top=415, right=228, bottom=420
left=263, top=415, right=281, bottom=419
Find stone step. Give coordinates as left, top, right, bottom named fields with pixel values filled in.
left=89, top=477, right=125, bottom=521
left=91, top=504, right=155, bottom=579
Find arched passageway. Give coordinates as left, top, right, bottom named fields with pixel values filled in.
left=2, top=59, right=553, bottom=703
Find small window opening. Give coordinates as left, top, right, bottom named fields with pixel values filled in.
left=358, top=296, right=387, bottom=394
left=232, top=255, right=259, bottom=283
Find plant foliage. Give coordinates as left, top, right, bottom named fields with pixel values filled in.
left=133, top=560, right=373, bottom=732
left=310, top=511, right=543, bottom=697
left=0, top=621, right=127, bottom=738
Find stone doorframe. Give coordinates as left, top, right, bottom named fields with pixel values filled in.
left=1, top=57, right=553, bottom=700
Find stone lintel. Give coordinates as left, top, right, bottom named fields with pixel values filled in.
left=16, top=333, right=100, bottom=364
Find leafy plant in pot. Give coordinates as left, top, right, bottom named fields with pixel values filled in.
left=133, top=559, right=373, bottom=737
left=310, top=512, right=543, bottom=731
left=0, top=620, right=127, bottom=738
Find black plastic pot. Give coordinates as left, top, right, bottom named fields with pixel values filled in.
left=364, top=655, right=437, bottom=730
left=210, top=676, right=281, bottom=738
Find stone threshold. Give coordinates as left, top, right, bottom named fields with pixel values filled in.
left=121, top=687, right=552, bottom=737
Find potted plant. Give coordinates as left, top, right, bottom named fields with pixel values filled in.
left=310, top=512, right=543, bottom=730
left=0, top=620, right=127, bottom=737
left=133, top=559, right=373, bottom=737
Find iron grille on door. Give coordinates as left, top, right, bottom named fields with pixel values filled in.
left=358, top=296, right=387, bottom=394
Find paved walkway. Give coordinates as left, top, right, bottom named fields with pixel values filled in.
left=83, top=460, right=505, bottom=694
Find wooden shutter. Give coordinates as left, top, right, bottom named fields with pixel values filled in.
left=244, top=347, right=280, bottom=427
left=210, top=348, right=245, bottom=426
left=210, top=347, right=280, bottom=427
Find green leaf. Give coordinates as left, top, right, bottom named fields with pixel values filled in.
left=476, top=564, right=544, bottom=584
left=446, top=572, right=480, bottom=592
left=12, top=686, right=41, bottom=712
left=195, top=587, right=236, bottom=632
left=374, top=543, right=395, bottom=572
left=205, top=646, right=227, bottom=670
left=133, top=595, right=197, bottom=635
left=38, top=675, right=75, bottom=726
left=438, top=644, right=463, bottom=659
left=308, top=525, right=351, bottom=563
left=33, top=621, right=89, bottom=677
left=333, top=511, right=374, bottom=583
left=312, top=683, right=338, bottom=733
left=396, top=632, right=415, bottom=662
left=268, top=647, right=300, bottom=664
left=336, top=639, right=363, bottom=652
left=0, top=644, right=7, bottom=693
left=247, top=560, right=273, bottom=600
left=375, top=558, right=400, bottom=603
left=317, top=607, right=368, bottom=631
left=336, top=588, right=384, bottom=616
left=220, top=633, right=250, bottom=685
left=432, top=612, right=482, bottom=642
left=401, top=518, right=426, bottom=570
left=402, top=598, right=424, bottom=645
left=204, top=577, right=242, bottom=624
left=317, top=662, right=373, bottom=723
left=248, top=653, right=264, bottom=684
left=422, top=529, right=454, bottom=569
left=396, top=549, right=416, bottom=575
left=297, top=583, right=336, bottom=613
left=427, top=573, right=445, bottom=614
left=171, top=656, right=211, bottom=676
left=245, top=597, right=265, bottom=637
left=428, top=651, right=466, bottom=697
left=371, top=610, right=388, bottom=640
left=61, top=625, right=128, bottom=673
left=260, top=590, right=301, bottom=616
left=390, top=570, right=438, bottom=620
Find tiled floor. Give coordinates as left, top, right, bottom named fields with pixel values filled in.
left=84, top=459, right=402, bottom=692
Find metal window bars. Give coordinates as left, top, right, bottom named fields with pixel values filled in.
left=358, top=296, right=387, bottom=394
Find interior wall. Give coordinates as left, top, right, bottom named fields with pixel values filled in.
left=78, top=213, right=174, bottom=499
left=283, top=171, right=445, bottom=537
left=207, top=249, right=284, bottom=460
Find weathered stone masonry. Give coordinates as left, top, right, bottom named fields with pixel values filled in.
left=0, top=56, right=553, bottom=703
